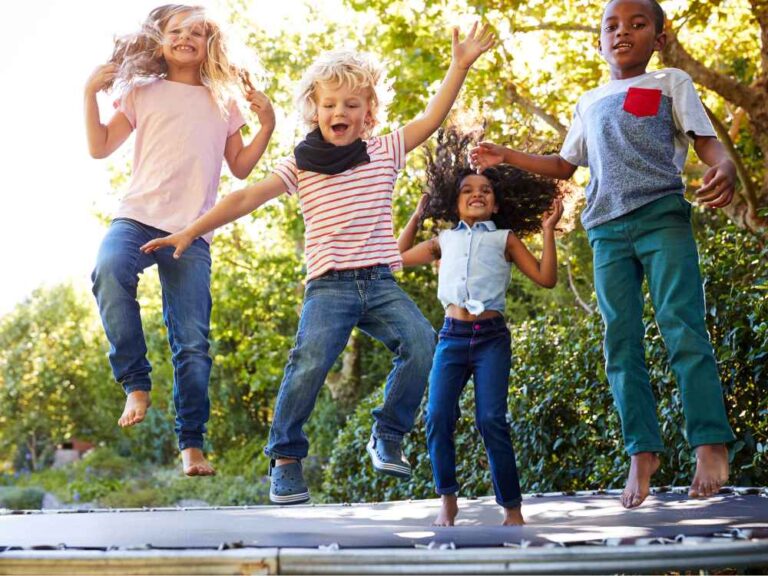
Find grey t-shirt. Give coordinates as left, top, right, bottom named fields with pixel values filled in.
left=559, top=68, right=715, bottom=230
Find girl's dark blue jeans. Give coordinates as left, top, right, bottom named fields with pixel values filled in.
left=426, top=316, right=522, bottom=508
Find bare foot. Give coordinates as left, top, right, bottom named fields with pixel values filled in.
left=621, top=452, right=660, bottom=509
left=117, top=391, right=151, bottom=427
left=432, top=494, right=458, bottom=526
left=689, top=444, right=729, bottom=498
left=502, top=506, right=525, bottom=526
left=182, top=447, right=216, bottom=476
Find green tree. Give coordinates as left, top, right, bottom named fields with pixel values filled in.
left=0, top=285, right=118, bottom=470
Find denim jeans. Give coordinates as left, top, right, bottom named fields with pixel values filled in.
left=91, top=218, right=212, bottom=450
left=426, top=316, right=522, bottom=508
left=265, top=265, right=436, bottom=460
left=587, top=195, right=735, bottom=455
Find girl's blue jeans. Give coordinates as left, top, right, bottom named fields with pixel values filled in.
left=91, top=218, right=212, bottom=451
left=426, top=316, right=522, bottom=509
left=587, top=194, right=735, bottom=455
left=265, top=265, right=436, bottom=460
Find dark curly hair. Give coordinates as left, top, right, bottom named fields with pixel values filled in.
left=420, top=127, right=563, bottom=237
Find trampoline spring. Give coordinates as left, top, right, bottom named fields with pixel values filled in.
left=218, top=541, right=245, bottom=551
left=651, top=486, right=670, bottom=494
left=426, top=541, right=456, bottom=550
left=737, top=487, right=763, bottom=496
left=503, top=539, right=531, bottom=549
left=318, top=542, right=340, bottom=552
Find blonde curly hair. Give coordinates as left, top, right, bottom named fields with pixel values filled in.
left=296, top=50, right=386, bottom=138
left=108, top=4, right=246, bottom=113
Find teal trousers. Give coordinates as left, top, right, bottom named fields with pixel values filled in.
left=587, top=194, right=735, bottom=455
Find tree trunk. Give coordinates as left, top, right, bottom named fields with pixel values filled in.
left=661, top=23, right=768, bottom=233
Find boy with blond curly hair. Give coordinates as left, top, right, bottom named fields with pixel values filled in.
left=142, top=23, right=494, bottom=504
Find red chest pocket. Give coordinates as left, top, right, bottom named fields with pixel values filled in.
left=623, top=87, right=662, bottom=117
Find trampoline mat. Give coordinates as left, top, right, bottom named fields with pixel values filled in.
left=2, top=490, right=767, bottom=550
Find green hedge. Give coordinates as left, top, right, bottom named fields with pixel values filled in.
left=323, top=218, right=767, bottom=502
left=0, top=486, right=45, bottom=510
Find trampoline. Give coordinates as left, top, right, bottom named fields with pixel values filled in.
left=1, top=487, right=767, bottom=574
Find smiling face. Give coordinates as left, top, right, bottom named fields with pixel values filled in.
left=161, top=10, right=208, bottom=73
left=599, top=0, right=666, bottom=79
left=456, top=174, right=498, bottom=225
left=313, top=81, right=373, bottom=146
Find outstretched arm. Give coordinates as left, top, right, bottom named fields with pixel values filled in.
left=693, top=136, right=736, bottom=209
left=403, top=22, right=494, bottom=154
left=470, top=142, right=577, bottom=180
left=224, top=88, right=276, bottom=179
left=84, top=63, right=133, bottom=158
left=140, top=174, right=287, bottom=258
left=506, top=198, right=563, bottom=288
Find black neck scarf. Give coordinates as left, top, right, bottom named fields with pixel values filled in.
left=294, top=128, right=370, bottom=174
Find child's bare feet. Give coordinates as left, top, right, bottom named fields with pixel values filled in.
left=182, top=447, right=216, bottom=476
left=502, top=506, right=525, bottom=526
left=689, top=444, right=729, bottom=498
left=621, top=451, right=660, bottom=509
left=118, top=390, right=151, bottom=427
left=432, top=494, right=459, bottom=526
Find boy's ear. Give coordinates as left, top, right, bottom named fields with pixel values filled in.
left=654, top=31, right=667, bottom=52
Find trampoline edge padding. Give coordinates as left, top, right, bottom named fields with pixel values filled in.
left=0, top=541, right=767, bottom=575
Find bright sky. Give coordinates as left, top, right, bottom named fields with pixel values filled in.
left=0, top=0, right=334, bottom=316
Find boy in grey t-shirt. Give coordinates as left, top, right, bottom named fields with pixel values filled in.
left=472, top=0, right=736, bottom=509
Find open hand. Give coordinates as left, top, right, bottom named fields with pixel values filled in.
left=542, top=198, right=564, bottom=231
left=470, top=141, right=506, bottom=172
left=140, top=231, right=194, bottom=259
left=696, top=160, right=736, bottom=209
left=452, top=22, right=495, bottom=70
left=85, top=63, right=118, bottom=95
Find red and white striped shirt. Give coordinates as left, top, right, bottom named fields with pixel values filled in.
left=273, top=129, right=406, bottom=280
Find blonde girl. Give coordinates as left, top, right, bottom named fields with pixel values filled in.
left=84, top=4, right=274, bottom=476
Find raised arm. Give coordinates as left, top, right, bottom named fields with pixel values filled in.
left=224, top=88, right=276, bottom=179
left=401, top=238, right=441, bottom=267
left=140, top=173, right=287, bottom=258
left=84, top=63, right=133, bottom=159
left=398, top=194, right=441, bottom=266
left=403, top=22, right=494, bottom=154
left=692, top=136, right=736, bottom=209
left=505, top=198, right=563, bottom=288
left=471, top=142, right=577, bottom=180
left=397, top=194, right=428, bottom=252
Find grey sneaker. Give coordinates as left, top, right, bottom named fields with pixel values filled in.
left=269, top=460, right=310, bottom=504
left=366, top=435, right=411, bottom=479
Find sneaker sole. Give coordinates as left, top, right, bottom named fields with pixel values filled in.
left=269, top=491, right=310, bottom=504
left=366, top=439, right=411, bottom=479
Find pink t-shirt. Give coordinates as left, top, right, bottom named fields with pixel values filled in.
left=273, top=129, right=406, bottom=280
left=116, top=79, right=245, bottom=243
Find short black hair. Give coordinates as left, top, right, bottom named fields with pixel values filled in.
left=605, top=0, right=666, bottom=34
left=419, top=128, right=563, bottom=236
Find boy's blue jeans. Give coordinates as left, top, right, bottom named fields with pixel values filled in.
left=91, top=218, right=212, bottom=450
left=426, top=316, right=522, bottom=509
left=265, top=265, right=435, bottom=460
left=587, top=194, right=735, bottom=455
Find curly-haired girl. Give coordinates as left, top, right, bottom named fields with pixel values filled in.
left=85, top=4, right=275, bottom=476
left=398, top=128, right=564, bottom=526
